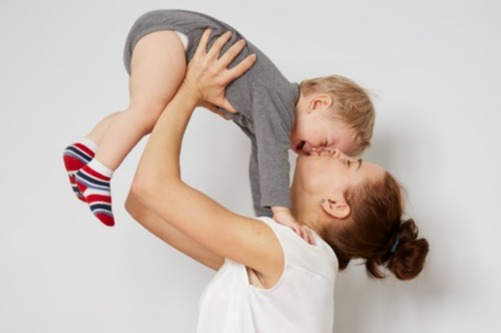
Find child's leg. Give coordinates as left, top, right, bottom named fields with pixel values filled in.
left=74, top=30, right=187, bottom=226
left=63, top=113, right=118, bottom=201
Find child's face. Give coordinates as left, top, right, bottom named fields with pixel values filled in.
left=290, top=109, right=358, bottom=156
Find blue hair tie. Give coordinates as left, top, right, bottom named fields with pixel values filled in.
left=390, top=240, right=400, bottom=254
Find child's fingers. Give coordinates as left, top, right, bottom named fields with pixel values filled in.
left=296, top=226, right=315, bottom=245
left=304, top=226, right=316, bottom=246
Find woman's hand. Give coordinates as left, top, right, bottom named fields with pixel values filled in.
left=183, top=29, right=256, bottom=112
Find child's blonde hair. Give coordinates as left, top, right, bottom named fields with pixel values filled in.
left=299, top=75, right=375, bottom=155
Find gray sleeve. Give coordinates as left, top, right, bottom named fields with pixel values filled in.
left=249, top=140, right=273, bottom=217
left=251, top=104, right=292, bottom=212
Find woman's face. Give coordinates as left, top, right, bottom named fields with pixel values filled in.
left=292, top=149, right=384, bottom=203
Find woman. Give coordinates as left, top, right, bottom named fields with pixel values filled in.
left=125, top=31, right=429, bottom=332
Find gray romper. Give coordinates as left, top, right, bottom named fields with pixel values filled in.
left=123, top=10, right=300, bottom=217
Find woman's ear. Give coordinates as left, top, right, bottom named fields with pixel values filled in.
left=321, top=197, right=351, bottom=219
left=309, top=93, right=333, bottom=112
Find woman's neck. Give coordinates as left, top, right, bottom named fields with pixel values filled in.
left=292, top=198, right=324, bottom=235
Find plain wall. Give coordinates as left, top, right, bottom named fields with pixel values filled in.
left=1, top=0, right=500, bottom=332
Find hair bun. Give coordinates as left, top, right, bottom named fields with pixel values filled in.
left=387, top=219, right=429, bottom=280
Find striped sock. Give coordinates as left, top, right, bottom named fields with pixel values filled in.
left=63, top=139, right=98, bottom=201
left=75, top=159, right=115, bottom=227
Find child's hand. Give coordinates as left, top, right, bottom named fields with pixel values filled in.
left=272, top=207, right=316, bottom=245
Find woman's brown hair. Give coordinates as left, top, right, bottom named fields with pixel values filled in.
left=321, top=172, right=429, bottom=280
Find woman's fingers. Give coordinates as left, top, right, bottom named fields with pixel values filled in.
left=215, top=52, right=255, bottom=112
left=200, top=29, right=255, bottom=73
left=198, top=101, right=229, bottom=119
left=194, top=28, right=212, bottom=58
left=218, top=38, right=246, bottom=68
left=213, top=33, right=256, bottom=82
left=207, top=30, right=233, bottom=60
left=224, top=53, right=256, bottom=83
left=185, top=29, right=256, bottom=109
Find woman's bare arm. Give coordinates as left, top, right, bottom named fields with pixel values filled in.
left=130, top=30, right=284, bottom=287
left=125, top=191, right=224, bottom=270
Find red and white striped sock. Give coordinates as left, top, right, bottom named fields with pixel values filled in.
left=63, top=139, right=98, bottom=202
left=75, top=159, right=115, bottom=227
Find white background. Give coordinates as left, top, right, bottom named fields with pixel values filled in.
left=1, top=0, right=500, bottom=332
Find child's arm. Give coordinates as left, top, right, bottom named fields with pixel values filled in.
left=271, top=206, right=315, bottom=245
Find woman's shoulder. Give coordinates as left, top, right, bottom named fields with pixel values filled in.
left=257, top=217, right=338, bottom=278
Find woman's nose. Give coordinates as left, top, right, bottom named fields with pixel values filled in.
left=311, top=147, right=332, bottom=157
left=311, top=146, right=334, bottom=154
left=313, top=148, right=352, bottom=161
left=330, top=148, right=342, bottom=157
left=330, top=149, right=352, bottom=162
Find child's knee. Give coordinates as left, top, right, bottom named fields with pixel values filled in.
left=129, top=103, right=165, bottom=132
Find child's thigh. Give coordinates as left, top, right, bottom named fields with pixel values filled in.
left=129, top=30, right=186, bottom=111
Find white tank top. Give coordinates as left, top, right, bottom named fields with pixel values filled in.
left=197, top=217, right=338, bottom=333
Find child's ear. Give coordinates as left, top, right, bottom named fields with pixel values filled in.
left=321, top=197, right=351, bottom=219
left=309, top=93, right=333, bottom=112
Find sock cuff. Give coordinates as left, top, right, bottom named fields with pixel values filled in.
left=81, top=138, right=99, bottom=152
left=87, top=158, right=114, bottom=177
